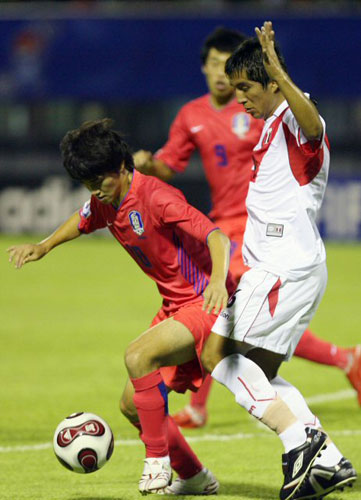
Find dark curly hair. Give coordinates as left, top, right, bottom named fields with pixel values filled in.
left=60, top=118, right=134, bottom=182
left=225, top=37, right=287, bottom=88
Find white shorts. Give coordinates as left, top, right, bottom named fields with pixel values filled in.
left=212, top=263, right=327, bottom=360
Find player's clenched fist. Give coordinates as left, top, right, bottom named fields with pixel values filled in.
left=133, top=150, right=153, bottom=174
left=255, top=21, right=285, bottom=82
left=7, top=243, right=47, bottom=269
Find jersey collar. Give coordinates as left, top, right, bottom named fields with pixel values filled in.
left=269, top=99, right=289, bottom=120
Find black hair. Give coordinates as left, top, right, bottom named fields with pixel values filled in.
left=60, top=118, right=134, bottom=182
left=200, top=27, right=247, bottom=65
left=225, top=37, right=288, bottom=88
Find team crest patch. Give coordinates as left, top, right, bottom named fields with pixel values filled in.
left=129, top=210, right=144, bottom=235
left=231, top=112, right=250, bottom=138
left=80, top=200, right=91, bottom=219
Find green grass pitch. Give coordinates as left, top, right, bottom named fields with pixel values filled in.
left=1, top=235, right=360, bottom=500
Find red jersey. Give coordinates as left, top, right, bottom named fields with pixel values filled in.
left=155, top=94, right=263, bottom=220
left=78, top=170, right=235, bottom=313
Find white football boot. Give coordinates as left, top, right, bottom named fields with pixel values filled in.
left=161, top=468, right=219, bottom=495
left=139, top=456, right=172, bottom=495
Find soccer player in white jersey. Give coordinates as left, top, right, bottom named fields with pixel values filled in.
left=201, top=22, right=357, bottom=500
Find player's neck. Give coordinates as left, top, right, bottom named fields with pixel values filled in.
left=210, top=93, right=234, bottom=110
left=265, top=95, right=286, bottom=119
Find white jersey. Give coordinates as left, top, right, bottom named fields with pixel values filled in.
left=243, top=100, right=330, bottom=280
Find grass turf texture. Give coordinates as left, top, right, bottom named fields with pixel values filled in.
left=1, top=235, right=360, bottom=500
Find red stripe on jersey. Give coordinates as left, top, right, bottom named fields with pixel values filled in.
left=283, top=122, right=325, bottom=186
left=268, top=278, right=281, bottom=318
left=251, top=109, right=288, bottom=183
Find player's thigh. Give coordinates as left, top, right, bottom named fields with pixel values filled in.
left=202, top=330, right=251, bottom=372
left=127, top=316, right=196, bottom=367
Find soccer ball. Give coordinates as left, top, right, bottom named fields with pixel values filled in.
left=53, top=412, right=114, bottom=473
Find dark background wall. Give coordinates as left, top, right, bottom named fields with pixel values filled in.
left=0, top=2, right=360, bottom=238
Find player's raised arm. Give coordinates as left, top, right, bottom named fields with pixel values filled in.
left=133, top=150, right=175, bottom=182
left=7, top=210, right=82, bottom=269
left=255, top=21, right=323, bottom=141
left=203, top=229, right=230, bottom=315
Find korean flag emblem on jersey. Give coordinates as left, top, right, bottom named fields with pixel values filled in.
left=129, top=210, right=145, bottom=235
left=231, top=112, right=250, bottom=139
left=80, top=200, right=91, bottom=219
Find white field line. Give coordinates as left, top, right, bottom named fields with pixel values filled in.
left=0, top=388, right=358, bottom=454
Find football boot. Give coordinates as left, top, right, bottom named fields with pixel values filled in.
left=294, top=457, right=357, bottom=499
left=280, top=428, right=327, bottom=500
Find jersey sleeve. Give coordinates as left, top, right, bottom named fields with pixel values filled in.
left=283, top=108, right=326, bottom=156
left=150, top=184, right=218, bottom=242
left=282, top=109, right=329, bottom=186
left=154, top=106, right=196, bottom=173
left=78, top=197, right=107, bottom=234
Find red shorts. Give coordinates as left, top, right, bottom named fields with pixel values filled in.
left=214, top=214, right=249, bottom=281
left=150, top=302, right=218, bottom=393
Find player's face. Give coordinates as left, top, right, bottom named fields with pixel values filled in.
left=202, top=48, right=235, bottom=104
left=83, top=173, right=121, bottom=205
left=230, top=69, right=278, bottom=119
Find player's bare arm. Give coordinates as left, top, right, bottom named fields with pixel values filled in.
left=203, top=229, right=230, bottom=315
left=7, top=211, right=82, bottom=269
left=256, top=21, right=323, bottom=141
left=133, top=150, right=175, bottom=182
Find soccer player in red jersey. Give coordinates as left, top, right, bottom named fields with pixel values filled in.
left=134, top=27, right=361, bottom=427
left=7, top=119, right=235, bottom=495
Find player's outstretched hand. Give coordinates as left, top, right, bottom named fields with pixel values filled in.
left=255, top=21, right=285, bottom=82
left=133, top=150, right=153, bottom=174
left=202, top=279, right=229, bottom=316
left=7, top=243, right=47, bottom=269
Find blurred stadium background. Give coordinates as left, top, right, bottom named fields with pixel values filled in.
left=0, top=0, right=360, bottom=239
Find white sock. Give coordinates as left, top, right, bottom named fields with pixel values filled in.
left=271, top=376, right=321, bottom=428
left=314, top=442, right=343, bottom=467
left=271, top=376, right=343, bottom=466
left=211, top=353, right=276, bottom=418
left=279, top=421, right=307, bottom=453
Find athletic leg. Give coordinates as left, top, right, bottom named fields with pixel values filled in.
left=295, top=330, right=361, bottom=405
left=124, top=317, right=196, bottom=492
left=271, top=377, right=357, bottom=498
left=120, top=377, right=219, bottom=494
left=202, top=334, right=327, bottom=500
left=173, top=214, right=247, bottom=429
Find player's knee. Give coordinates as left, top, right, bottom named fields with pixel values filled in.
left=124, top=342, right=144, bottom=373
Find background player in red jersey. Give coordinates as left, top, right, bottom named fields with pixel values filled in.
left=134, top=27, right=361, bottom=427
left=7, top=119, right=235, bottom=495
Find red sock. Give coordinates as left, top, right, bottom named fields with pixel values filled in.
left=190, top=374, right=213, bottom=409
left=131, top=417, right=203, bottom=479
left=167, top=416, right=203, bottom=479
left=294, top=329, right=351, bottom=370
left=131, top=370, right=169, bottom=458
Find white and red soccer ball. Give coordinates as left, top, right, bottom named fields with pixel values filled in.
left=53, top=412, right=114, bottom=473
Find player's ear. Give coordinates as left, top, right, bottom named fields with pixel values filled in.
left=201, top=65, right=206, bottom=75
left=269, top=80, right=280, bottom=93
